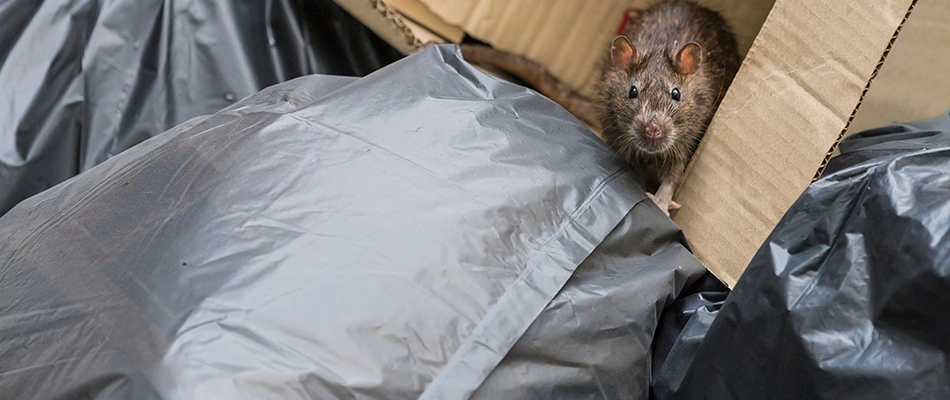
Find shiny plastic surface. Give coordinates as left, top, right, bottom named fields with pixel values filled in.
left=657, top=114, right=950, bottom=399
left=0, top=0, right=401, bottom=216
left=0, top=45, right=705, bottom=400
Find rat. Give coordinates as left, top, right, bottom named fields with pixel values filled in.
left=459, top=0, right=741, bottom=216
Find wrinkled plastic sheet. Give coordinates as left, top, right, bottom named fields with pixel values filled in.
left=653, top=114, right=950, bottom=399
left=0, top=0, right=402, bottom=216
left=0, top=45, right=706, bottom=399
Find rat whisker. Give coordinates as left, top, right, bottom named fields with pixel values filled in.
left=463, top=1, right=739, bottom=214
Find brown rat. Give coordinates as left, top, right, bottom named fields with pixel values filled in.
left=460, top=0, right=741, bottom=216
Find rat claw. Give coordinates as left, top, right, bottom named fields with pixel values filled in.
left=646, top=192, right=679, bottom=216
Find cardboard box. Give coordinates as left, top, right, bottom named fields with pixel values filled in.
left=333, top=0, right=931, bottom=288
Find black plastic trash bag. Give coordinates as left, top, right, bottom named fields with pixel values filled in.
left=0, top=0, right=401, bottom=217
left=650, top=273, right=728, bottom=399
left=654, top=114, right=950, bottom=399
left=823, top=113, right=950, bottom=176
left=0, top=45, right=706, bottom=400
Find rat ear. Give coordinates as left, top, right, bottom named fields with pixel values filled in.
left=611, top=36, right=637, bottom=70
left=675, top=42, right=702, bottom=75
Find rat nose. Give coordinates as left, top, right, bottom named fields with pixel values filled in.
left=644, top=118, right=663, bottom=139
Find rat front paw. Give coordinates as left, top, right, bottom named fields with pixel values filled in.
left=646, top=192, right=680, bottom=217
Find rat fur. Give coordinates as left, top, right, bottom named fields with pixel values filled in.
left=460, top=0, right=741, bottom=215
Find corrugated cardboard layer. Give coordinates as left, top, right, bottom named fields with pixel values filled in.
left=331, top=0, right=432, bottom=54
left=387, top=0, right=466, bottom=43
left=417, top=0, right=775, bottom=97
left=672, top=0, right=917, bottom=287
left=847, top=0, right=950, bottom=135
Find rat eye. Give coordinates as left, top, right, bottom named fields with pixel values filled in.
left=671, top=88, right=681, bottom=101
left=628, top=86, right=638, bottom=99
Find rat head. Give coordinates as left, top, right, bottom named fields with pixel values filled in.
left=600, top=35, right=710, bottom=159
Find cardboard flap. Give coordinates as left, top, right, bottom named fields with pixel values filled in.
left=672, top=0, right=918, bottom=287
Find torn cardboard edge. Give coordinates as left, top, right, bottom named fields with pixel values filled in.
left=843, top=0, right=950, bottom=137
left=812, top=0, right=919, bottom=181
left=387, top=0, right=465, bottom=43
left=332, top=0, right=430, bottom=54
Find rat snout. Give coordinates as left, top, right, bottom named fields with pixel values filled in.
left=637, top=115, right=671, bottom=140
left=644, top=117, right=664, bottom=139
left=632, top=114, right=674, bottom=154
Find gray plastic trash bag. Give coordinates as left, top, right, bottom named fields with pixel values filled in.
left=0, top=45, right=705, bottom=400
left=0, top=0, right=401, bottom=216
left=658, top=114, right=950, bottom=399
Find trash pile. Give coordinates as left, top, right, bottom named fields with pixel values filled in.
left=1, top=1, right=947, bottom=399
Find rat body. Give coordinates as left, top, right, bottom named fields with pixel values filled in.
left=601, top=0, right=740, bottom=214
left=460, top=0, right=741, bottom=215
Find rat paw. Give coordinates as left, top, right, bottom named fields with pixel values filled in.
left=646, top=192, right=678, bottom=217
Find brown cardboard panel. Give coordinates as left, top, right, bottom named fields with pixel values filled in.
left=847, top=0, right=950, bottom=135
left=672, top=0, right=917, bottom=288
left=416, top=0, right=775, bottom=97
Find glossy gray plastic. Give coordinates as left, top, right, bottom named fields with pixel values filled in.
left=0, top=0, right=400, bottom=216
left=0, top=46, right=704, bottom=400
left=658, top=114, right=950, bottom=399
